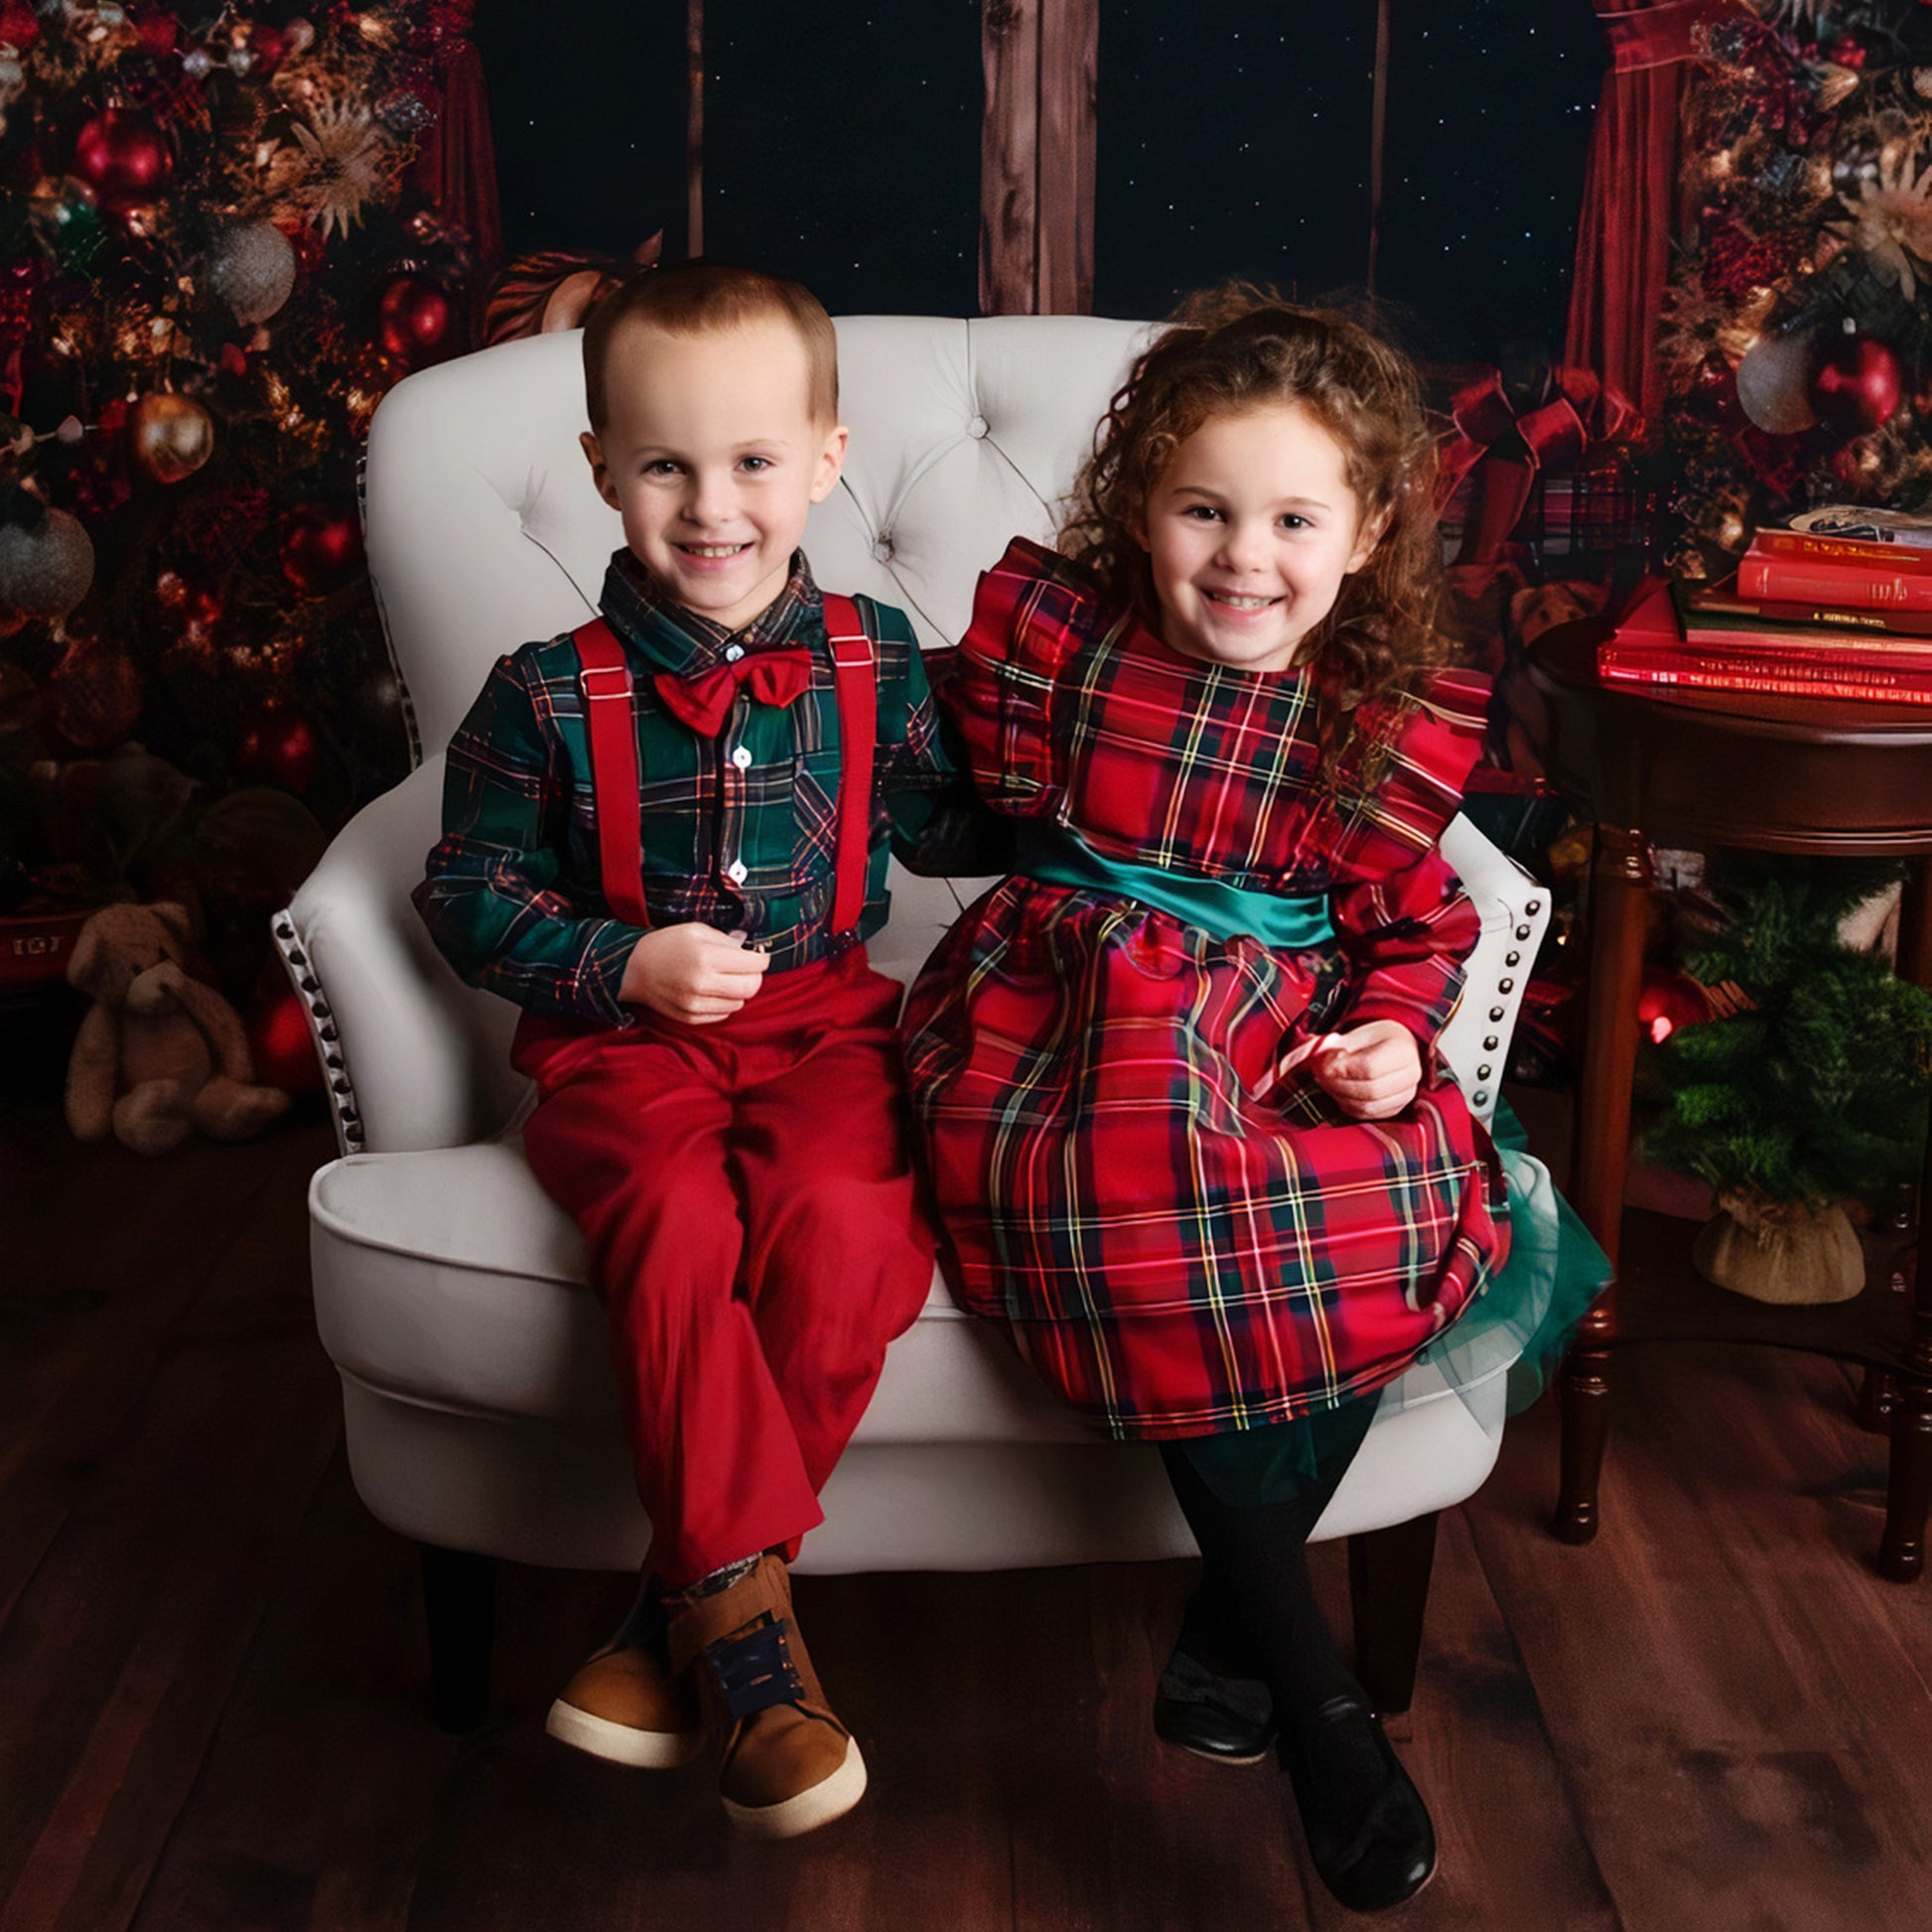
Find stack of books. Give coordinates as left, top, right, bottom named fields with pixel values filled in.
left=1596, top=530, right=1932, bottom=705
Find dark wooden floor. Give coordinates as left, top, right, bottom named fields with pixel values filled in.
left=3, top=1088, right=1930, bottom=1932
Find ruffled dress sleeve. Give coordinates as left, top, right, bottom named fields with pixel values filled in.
left=1325, top=667, right=1491, bottom=1068
left=933, top=536, right=1108, bottom=822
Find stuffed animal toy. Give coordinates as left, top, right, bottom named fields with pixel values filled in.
left=64, top=900, right=292, bottom=1156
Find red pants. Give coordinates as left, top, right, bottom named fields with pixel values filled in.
left=512, top=948, right=935, bottom=1587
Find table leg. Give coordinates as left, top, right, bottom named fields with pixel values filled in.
left=1552, top=823, right=1650, bottom=1546
left=1858, top=1370, right=1897, bottom=1433
left=1878, top=859, right=1932, bottom=1582
left=1881, top=1392, right=1932, bottom=1583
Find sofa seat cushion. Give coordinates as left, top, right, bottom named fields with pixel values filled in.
left=310, top=1141, right=1514, bottom=1456
left=311, top=1142, right=1093, bottom=1447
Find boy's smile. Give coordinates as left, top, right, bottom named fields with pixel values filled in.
left=582, top=314, right=848, bottom=633
left=1138, top=403, right=1381, bottom=676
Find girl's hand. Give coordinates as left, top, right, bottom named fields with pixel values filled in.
left=619, top=923, right=769, bottom=1024
left=1305, top=1020, right=1424, bottom=1120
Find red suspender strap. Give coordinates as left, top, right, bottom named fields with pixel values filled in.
left=820, top=593, right=877, bottom=937
left=571, top=618, right=651, bottom=929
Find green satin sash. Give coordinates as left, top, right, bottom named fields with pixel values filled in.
left=1014, top=823, right=1336, bottom=950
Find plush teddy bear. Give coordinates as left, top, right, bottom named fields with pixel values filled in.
left=64, top=900, right=293, bottom=1156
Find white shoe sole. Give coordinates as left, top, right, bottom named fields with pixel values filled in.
left=721, top=1736, right=868, bottom=1840
left=1176, top=1739, right=1272, bottom=1767
left=544, top=1697, right=706, bottom=1768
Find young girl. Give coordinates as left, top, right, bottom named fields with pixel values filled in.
left=901, top=291, right=1598, bottom=1914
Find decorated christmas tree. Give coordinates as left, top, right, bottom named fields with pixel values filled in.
left=0, top=1, right=489, bottom=1014
left=1658, top=0, right=1932, bottom=575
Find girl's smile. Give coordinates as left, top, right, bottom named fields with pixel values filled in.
left=1139, top=402, right=1382, bottom=675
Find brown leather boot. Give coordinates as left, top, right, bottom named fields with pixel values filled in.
left=545, top=1573, right=705, bottom=1768
left=667, top=1552, right=866, bottom=1839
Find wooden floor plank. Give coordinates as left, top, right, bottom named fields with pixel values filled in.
left=117, top=1447, right=460, bottom=1932
left=0, top=1114, right=341, bottom=1932
left=1465, top=1349, right=1932, bottom=1932
left=6, top=1089, right=1932, bottom=1930
left=0, top=1102, right=299, bottom=1636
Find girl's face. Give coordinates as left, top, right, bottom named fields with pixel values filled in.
left=1137, top=402, right=1382, bottom=675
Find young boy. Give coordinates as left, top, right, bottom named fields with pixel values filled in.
left=414, top=262, right=984, bottom=1840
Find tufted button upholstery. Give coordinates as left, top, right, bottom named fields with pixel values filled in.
left=367, top=318, right=1159, bottom=757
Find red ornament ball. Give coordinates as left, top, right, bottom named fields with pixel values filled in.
left=71, top=108, right=173, bottom=210
left=47, top=633, right=144, bottom=752
left=1809, top=335, right=1902, bottom=435
left=237, top=707, right=318, bottom=795
left=1637, top=968, right=1713, bottom=1046
left=0, top=2, right=41, bottom=51
left=278, top=502, right=364, bottom=597
left=376, top=271, right=454, bottom=364
left=133, top=11, right=177, bottom=57
left=246, top=982, right=325, bottom=1095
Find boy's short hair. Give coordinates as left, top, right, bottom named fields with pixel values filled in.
left=582, top=260, right=840, bottom=433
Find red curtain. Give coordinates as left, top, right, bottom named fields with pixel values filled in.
left=410, top=40, right=505, bottom=271
left=1565, top=0, right=1737, bottom=421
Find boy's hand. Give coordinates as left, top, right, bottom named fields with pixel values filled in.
left=619, top=923, right=769, bottom=1025
left=1297, top=1020, right=1424, bottom=1121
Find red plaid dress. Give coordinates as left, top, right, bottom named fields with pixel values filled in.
left=901, top=538, right=1511, bottom=1441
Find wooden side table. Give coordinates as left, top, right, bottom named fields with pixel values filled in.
left=1518, top=621, right=1932, bottom=1581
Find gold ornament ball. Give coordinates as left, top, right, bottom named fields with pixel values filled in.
left=129, top=392, right=215, bottom=485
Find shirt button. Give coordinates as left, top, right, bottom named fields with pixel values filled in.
left=724, top=643, right=746, bottom=662
left=727, top=860, right=748, bottom=885
left=731, top=745, right=753, bottom=769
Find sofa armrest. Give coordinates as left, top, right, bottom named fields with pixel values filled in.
left=274, top=758, right=527, bottom=1155
left=1437, top=812, right=1549, bottom=1129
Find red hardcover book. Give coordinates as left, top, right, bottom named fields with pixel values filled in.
left=1749, top=529, right=1932, bottom=570
left=1610, top=578, right=1932, bottom=668
left=1597, top=643, right=1932, bottom=705
left=1737, top=553, right=1932, bottom=611
left=1678, top=585, right=1932, bottom=651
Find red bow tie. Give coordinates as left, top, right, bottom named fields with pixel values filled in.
left=652, top=648, right=815, bottom=737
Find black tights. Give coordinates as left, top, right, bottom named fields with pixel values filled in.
left=1158, top=1399, right=1377, bottom=1724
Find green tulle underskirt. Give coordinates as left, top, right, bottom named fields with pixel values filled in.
left=1180, top=1094, right=1611, bottom=1505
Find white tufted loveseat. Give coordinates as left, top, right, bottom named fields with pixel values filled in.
left=281, top=317, right=1551, bottom=1727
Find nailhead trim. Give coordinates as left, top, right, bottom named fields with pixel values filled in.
left=273, top=906, right=364, bottom=1155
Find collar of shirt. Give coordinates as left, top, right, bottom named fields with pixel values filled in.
left=599, top=548, right=824, bottom=678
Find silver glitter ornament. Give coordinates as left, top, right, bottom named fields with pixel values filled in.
left=1734, top=329, right=1819, bottom=435
left=206, top=219, right=298, bottom=327
left=0, top=509, right=95, bottom=620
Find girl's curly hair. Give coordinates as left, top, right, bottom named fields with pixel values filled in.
left=1060, top=286, right=1448, bottom=770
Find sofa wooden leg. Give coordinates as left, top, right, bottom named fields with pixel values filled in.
left=1347, top=1512, right=1440, bottom=1717
left=419, top=1544, right=497, bottom=1733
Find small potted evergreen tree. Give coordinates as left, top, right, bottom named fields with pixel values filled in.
left=1643, top=857, right=1932, bottom=1305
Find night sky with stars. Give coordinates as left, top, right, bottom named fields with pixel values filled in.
left=478, top=1, right=1604, bottom=362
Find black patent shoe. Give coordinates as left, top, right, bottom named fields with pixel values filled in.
left=1152, top=1642, right=1277, bottom=1765
left=1281, top=1695, right=1437, bottom=1914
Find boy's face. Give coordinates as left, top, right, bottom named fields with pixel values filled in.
left=582, top=315, right=847, bottom=633
left=1137, top=402, right=1381, bottom=676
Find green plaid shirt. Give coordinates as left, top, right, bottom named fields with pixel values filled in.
left=415, top=549, right=981, bottom=1026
